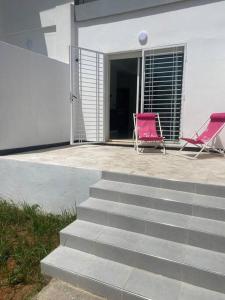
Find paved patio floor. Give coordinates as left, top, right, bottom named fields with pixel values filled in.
left=2, top=145, right=225, bottom=186
left=34, top=279, right=105, bottom=300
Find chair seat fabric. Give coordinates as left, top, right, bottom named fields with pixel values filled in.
left=181, top=138, right=204, bottom=144
left=137, top=113, right=157, bottom=120
left=136, top=113, right=163, bottom=143
left=139, top=136, right=164, bottom=142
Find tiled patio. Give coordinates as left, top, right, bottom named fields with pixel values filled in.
left=2, top=145, right=225, bottom=186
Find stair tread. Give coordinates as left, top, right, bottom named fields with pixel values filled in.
left=61, top=220, right=225, bottom=276
left=92, top=180, right=225, bottom=210
left=42, top=246, right=225, bottom=300
left=79, top=198, right=225, bottom=237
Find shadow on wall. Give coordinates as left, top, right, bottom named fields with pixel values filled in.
left=0, top=0, right=73, bottom=58
left=77, top=0, right=225, bottom=27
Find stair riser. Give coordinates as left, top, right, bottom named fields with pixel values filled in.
left=102, top=171, right=225, bottom=197
left=90, top=188, right=225, bottom=222
left=41, top=262, right=147, bottom=300
left=61, top=233, right=225, bottom=294
left=102, top=171, right=194, bottom=193
left=77, top=207, right=225, bottom=252
left=90, top=187, right=192, bottom=216
left=193, top=205, right=225, bottom=222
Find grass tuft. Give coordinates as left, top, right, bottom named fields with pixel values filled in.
left=0, top=199, right=76, bottom=299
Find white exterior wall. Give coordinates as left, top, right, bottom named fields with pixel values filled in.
left=0, top=160, right=101, bottom=213
left=76, top=0, right=225, bottom=145
left=0, top=41, right=70, bottom=150
left=0, top=0, right=73, bottom=63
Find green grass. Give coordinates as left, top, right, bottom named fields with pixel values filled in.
left=0, top=200, right=76, bottom=299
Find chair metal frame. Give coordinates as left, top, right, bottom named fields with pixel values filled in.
left=133, top=113, right=166, bottom=154
left=179, top=117, right=225, bottom=159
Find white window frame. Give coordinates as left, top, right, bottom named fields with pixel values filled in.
left=141, top=43, right=187, bottom=143
left=105, top=44, right=187, bottom=143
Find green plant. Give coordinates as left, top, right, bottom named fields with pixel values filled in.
left=0, top=199, right=76, bottom=299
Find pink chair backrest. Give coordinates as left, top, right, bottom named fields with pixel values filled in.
left=136, top=113, right=159, bottom=139
left=197, top=113, right=225, bottom=143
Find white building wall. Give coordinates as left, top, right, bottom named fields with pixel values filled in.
left=0, top=41, right=70, bottom=150
left=76, top=0, right=225, bottom=144
left=0, top=0, right=73, bottom=63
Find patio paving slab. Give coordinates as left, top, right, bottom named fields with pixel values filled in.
left=2, top=145, right=225, bottom=186
left=34, top=279, right=105, bottom=300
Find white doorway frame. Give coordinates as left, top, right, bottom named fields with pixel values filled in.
left=81, top=43, right=186, bottom=143
left=136, top=57, right=141, bottom=114
left=106, top=50, right=142, bottom=141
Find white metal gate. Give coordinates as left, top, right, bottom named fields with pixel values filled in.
left=70, top=47, right=105, bottom=144
left=141, top=46, right=185, bottom=141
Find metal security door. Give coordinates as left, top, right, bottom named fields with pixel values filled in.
left=70, top=47, right=105, bottom=144
left=141, top=46, right=185, bottom=142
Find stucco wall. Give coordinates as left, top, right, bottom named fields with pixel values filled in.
left=76, top=0, right=225, bottom=144
left=0, top=160, right=101, bottom=213
left=0, top=0, right=73, bottom=63
left=0, top=41, right=70, bottom=151
left=183, top=38, right=225, bottom=145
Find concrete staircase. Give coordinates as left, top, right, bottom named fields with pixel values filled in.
left=41, top=171, right=225, bottom=300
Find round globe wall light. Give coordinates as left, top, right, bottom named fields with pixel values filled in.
left=138, top=31, right=148, bottom=45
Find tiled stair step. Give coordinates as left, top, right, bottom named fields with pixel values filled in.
left=41, top=246, right=225, bottom=300
left=102, top=171, right=225, bottom=198
left=90, top=180, right=225, bottom=221
left=61, top=220, right=225, bottom=293
left=77, top=198, right=225, bottom=253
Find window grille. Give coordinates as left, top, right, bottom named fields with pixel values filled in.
left=143, top=46, right=184, bottom=141
left=75, top=0, right=96, bottom=5
left=75, top=0, right=84, bottom=4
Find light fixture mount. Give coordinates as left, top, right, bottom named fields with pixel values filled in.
left=138, top=31, right=148, bottom=45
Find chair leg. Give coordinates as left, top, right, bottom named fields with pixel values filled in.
left=136, top=142, right=140, bottom=154
left=221, top=147, right=225, bottom=156
left=212, top=147, right=225, bottom=156
left=175, top=142, right=201, bottom=159
left=193, top=146, right=205, bottom=159
left=179, top=142, right=188, bottom=152
left=222, top=148, right=225, bottom=156
left=162, top=141, right=166, bottom=155
left=133, top=130, right=136, bottom=150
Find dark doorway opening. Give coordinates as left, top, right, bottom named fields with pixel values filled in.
left=110, top=58, right=138, bottom=139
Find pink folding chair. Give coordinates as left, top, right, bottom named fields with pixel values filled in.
left=133, top=113, right=166, bottom=154
left=180, top=113, right=225, bottom=159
